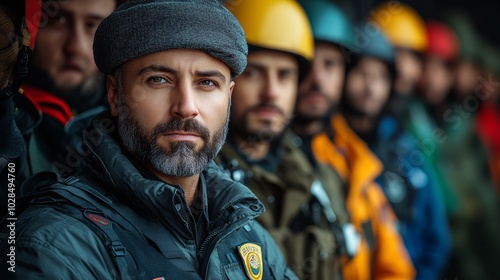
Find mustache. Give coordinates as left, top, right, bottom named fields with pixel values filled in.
left=151, top=118, right=210, bottom=142
left=249, top=103, right=285, bottom=116
left=299, top=84, right=330, bottom=101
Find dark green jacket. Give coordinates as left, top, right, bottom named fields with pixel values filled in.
left=0, top=112, right=296, bottom=280
left=216, top=132, right=347, bottom=280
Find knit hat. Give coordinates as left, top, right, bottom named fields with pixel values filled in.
left=93, top=0, right=248, bottom=76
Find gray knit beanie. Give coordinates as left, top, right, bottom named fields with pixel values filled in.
left=93, top=0, right=248, bottom=76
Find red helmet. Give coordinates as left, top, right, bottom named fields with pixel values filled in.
left=25, top=0, right=42, bottom=49
left=425, top=20, right=459, bottom=61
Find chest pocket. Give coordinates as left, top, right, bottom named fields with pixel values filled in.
left=224, top=262, right=248, bottom=279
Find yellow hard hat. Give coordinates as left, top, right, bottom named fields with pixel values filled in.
left=226, top=0, right=314, bottom=62
left=368, top=2, right=427, bottom=52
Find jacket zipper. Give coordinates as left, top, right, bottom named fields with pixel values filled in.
left=199, top=198, right=260, bottom=278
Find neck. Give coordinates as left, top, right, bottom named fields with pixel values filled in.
left=153, top=170, right=200, bottom=207
left=292, top=119, right=326, bottom=137
left=345, top=112, right=377, bottom=134
left=231, top=133, right=270, bottom=161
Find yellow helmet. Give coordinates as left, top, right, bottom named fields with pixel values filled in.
left=226, top=0, right=314, bottom=62
left=368, top=2, right=427, bottom=52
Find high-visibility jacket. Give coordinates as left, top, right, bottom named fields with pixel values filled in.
left=312, top=114, right=415, bottom=280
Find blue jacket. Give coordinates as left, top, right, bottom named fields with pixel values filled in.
left=368, top=115, right=451, bottom=280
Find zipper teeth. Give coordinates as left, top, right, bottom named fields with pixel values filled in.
left=199, top=197, right=256, bottom=254
left=199, top=200, right=239, bottom=253
left=200, top=217, right=251, bottom=279
left=199, top=222, right=228, bottom=254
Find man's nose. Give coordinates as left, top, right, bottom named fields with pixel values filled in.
left=169, top=81, right=199, bottom=119
left=261, top=75, right=280, bottom=102
left=64, top=23, right=91, bottom=58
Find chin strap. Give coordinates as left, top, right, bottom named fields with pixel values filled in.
left=1, top=20, right=31, bottom=101
left=0, top=45, right=29, bottom=101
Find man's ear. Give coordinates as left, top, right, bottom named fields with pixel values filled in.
left=229, top=80, right=235, bottom=97
left=107, top=74, right=119, bottom=116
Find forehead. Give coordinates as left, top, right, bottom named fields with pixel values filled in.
left=315, top=42, right=343, bottom=57
left=48, top=0, right=115, bottom=18
left=246, top=50, right=298, bottom=69
left=356, top=57, right=388, bottom=71
left=122, top=49, right=232, bottom=77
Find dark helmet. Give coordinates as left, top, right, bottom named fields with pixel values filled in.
left=0, top=0, right=41, bottom=100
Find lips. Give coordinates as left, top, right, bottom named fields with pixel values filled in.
left=60, top=64, right=83, bottom=72
left=163, top=131, right=201, bottom=141
left=252, top=106, right=282, bottom=119
left=303, top=93, right=326, bottom=103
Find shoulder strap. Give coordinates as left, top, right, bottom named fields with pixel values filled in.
left=52, top=200, right=135, bottom=280
left=50, top=176, right=201, bottom=280
left=45, top=179, right=138, bottom=280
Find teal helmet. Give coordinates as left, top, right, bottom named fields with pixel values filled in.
left=356, top=21, right=395, bottom=67
left=347, top=21, right=396, bottom=79
left=299, top=0, right=354, bottom=49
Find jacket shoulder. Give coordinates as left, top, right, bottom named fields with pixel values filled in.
left=1, top=205, right=117, bottom=278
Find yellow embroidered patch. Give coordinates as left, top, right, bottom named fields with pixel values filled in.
left=238, top=243, right=263, bottom=280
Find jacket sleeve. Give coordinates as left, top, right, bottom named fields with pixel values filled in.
left=368, top=183, right=416, bottom=280
left=0, top=208, right=119, bottom=279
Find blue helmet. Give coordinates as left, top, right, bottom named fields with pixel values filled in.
left=299, top=0, right=355, bottom=49
left=350, top=21, right=396, bottom=77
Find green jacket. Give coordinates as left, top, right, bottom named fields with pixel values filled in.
left=0, top=112, right=296, bottom=280
left=217, top=132, right=347, bottom=280
left=404, top=98, right=500, bottom=279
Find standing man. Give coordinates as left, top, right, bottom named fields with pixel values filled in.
left=26, top=0, right=117, bottom=115
left=219, top=0, right=347, bottom=279
left=341, top=23, right=451, bottom=280
left=0, top=1, right=296, bottom=279
left=295, top=1, right=415, bottom=279
left=0, top=0, right=41, bottom=216
left=10, top=0, right=118, bottom=179
left=417, top=21, right=500, bottom=280
left=370, top=2, right=427, bottom=97
left=0, top=0, right=117, bottom=216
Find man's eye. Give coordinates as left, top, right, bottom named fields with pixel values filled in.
left=86, top=21, right=100, bottom=31
left=279, top=69, right=297, bottom=81
left=243, top=68, right=259, bottom=78
left=325, top=59, right=337, bottom=68
left=199, top=80, right=216, bottom=87
left=147, top=76, right=167, bottom=84
left=200, top=80, right=217, bottom=88
left=48, top=14, right=67, bottom=27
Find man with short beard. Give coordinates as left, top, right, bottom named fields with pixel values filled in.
left=293, top=1, right=414, bottom=279
left=16, top=0, right=117, bottom=177
left=341, top=23, right=450, bottom=280
left=0, top=1, right=296, bottom=278
left=217, top=1, right=348, bottom=279
left=25, top=0, right=116, bottom=115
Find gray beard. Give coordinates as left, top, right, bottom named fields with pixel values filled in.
left=117, top=104, right=229, bottom=178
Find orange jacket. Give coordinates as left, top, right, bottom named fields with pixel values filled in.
left=312, top=114, right=415, bottom=280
